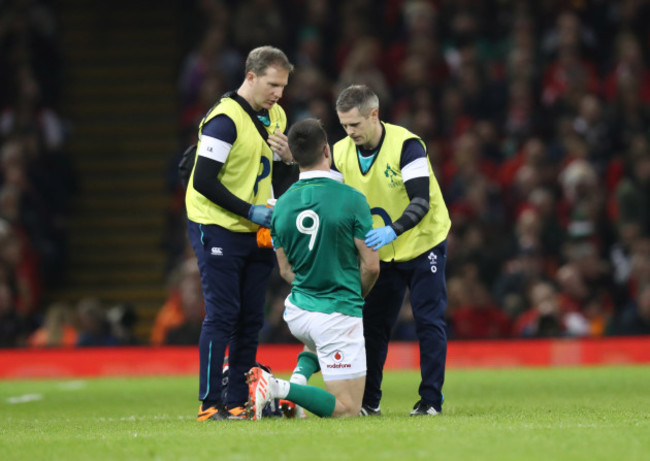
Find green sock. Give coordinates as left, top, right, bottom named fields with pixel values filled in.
left=292, top=351, right=320, bottom=383
left=287, top=383, right=336, bottom=417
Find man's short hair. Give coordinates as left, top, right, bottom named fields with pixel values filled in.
left=245, top=46, right=294, bottom=76
left=288, top=119, right=327, bottom=168
left=335, top=84, right=379, bottom=115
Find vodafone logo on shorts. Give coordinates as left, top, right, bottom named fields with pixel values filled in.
left=327, top=350, right=351, bottom=369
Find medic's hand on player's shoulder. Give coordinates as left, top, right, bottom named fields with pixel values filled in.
left=365, top=226, right=397, bottom=251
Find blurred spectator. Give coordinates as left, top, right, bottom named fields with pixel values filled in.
left=500, top=138, right=557, bottom=220
left=0, top=280, right=24, bottom=347
left=384, top=0, right=442, bottom=87
left=443, top=131, right=499, bottom=205
left=626, top=237, right=650, bottom=301
left=335, top=36, right=392, bottom=109
left=290, top=0, right=337, bottom=77
left=0, top=0, right=62, bottom=107
left=179, top=69, right=225, bottom=134
left=610, top=79, right=650, bottom=154
left=151, top=256, right=204, bottom=346
left=0, top=217, right=40, bottom=317
left=493, top=246, right=546, bottom=319
left=232, top=0, right=287, bottom=51
left=286, top=65, right=333, bottom=125
left=616, top=150, right=650, bottom=237
left=449, top=277, right=512, bottom=340
left=540, top=10, right=597, bottom=61
left=514, top=281, right=565, bottom=338
left=555, top=257, right=613, bottom=337
left=572, top=93, right=613, bottom=175
left=603, top=31, right=650, bottom=104
left=163, top=258, right=205, bottom=346
left=75, top=298, right=118, bottom=347
left=503, top=79, right=538, bottom=148
left=0, top=67, right=65, bottom=152
left=607, top=285, right=650, bottom=336
left=178, top=27, right=242, bottom=110
left=557, top=159, right=609, bottom=247
left=27, top=301, right=77, bottom=348
left=528, top=187, right=565, bottom=264
left=107, top=303, right=139, bottom=346
left=541, top=44, right=600, bottom=111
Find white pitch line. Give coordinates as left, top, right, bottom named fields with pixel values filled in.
left=58, top=380, right=87, bottom=391
left=6, top=394, right=43, bottom=404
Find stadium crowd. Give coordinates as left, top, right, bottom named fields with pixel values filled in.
left=162, top=0, right=650, bottom=344
left=2, top=0, right=650, bottom=348
left=0, top=0, right=135, bottom=349
left=0, top=0, right=77, bottom=347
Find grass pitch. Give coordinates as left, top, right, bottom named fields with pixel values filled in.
left=1, top=365, right=649, bottom=461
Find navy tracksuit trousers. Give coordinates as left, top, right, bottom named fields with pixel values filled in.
left=362, top=240, right=448, bottom=412
left=188, top=220, right=275, bottom=408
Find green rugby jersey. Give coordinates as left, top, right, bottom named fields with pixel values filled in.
left=271, top=171, right=373, bottom=317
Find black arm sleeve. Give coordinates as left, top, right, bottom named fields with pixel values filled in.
left=390, top=177, right=430, bottom=236
left=272, top=161, right=299, bottom=197
left=192, top=155, right=251, bottom=217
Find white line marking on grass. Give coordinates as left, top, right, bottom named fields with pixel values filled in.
left=506, top=423, right=620, bottom=430
left=88, top=415, right=195, bottom=423
left=6, top=394, right=43, bottom=404
left=58, top=380, right=86, bottom=390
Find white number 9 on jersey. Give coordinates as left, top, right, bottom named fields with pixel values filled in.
left=296, top=210, right=319, bottom=251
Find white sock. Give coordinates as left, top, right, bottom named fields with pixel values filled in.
left=289, top=373, right=307, bottom=385
left=270, top=377, right=290, bottom=399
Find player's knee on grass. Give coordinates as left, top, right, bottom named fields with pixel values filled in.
left=332, top=398, right=362, bottom=417
left=326, top=376, right=365, bottom=418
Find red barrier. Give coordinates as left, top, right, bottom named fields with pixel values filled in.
left=1, top=337, right=649, bottom=379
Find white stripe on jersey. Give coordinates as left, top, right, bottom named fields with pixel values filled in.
left=198, top=135, right=232, bottom=163
left=401, top=157, right=429, bottom=182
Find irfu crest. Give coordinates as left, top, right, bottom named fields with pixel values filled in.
left=384, top=163, right=400, bottom=187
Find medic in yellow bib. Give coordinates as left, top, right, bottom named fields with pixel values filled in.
left=332, top=84, right=451, bottom=417
left=185, top=46, right=296, bottom=422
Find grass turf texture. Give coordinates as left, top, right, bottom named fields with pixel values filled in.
left=1, top=366, right=649, bottom=461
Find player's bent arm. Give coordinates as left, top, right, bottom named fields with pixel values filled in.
left=355, top=237, right=379, bottom=298
left=275, top=247, right=295, bottom=284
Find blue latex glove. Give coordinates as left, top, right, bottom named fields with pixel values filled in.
left=248, top=205, right=273, bottom=227
left=365, top=226, right=397, bottom=250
